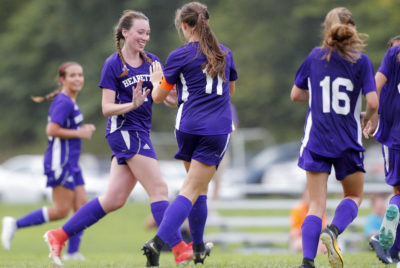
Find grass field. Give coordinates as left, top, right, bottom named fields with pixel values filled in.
left=0, top=202, right=392, bottom=267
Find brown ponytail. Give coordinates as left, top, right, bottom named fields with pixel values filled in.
left=32, top=61, right=80, bottom=103
left=175, top=2, right=227, bottom=81
left=387, top=35, right=400, bottom=62
left=114, top=10, right=152, bottom=78
left=322, top=7, right=367, bottom=63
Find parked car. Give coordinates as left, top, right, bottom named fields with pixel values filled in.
left=246, top=141, right=300, bottom=184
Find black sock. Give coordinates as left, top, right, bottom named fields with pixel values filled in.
left=153, top=235, right=165, bottom=252
left=193, top=243, right=205, bottom=252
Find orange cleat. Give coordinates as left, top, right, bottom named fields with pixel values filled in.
left=43, top=229, right=68, bottom=266
left=172, top=241, right=193, bottom=265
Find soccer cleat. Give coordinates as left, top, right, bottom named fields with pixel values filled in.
left=369, top=234, right=392, bottom=264
left=320, top=225, right=344, bottom=268
left=172, top=241, right=193, bottom=265
left=63, top=252, right=86, bottom=261
left=44, top=230, right=65, bottom=266
left=193, top=242, right=213, bottom=264
left=1, top=216, right=17, bottom=250
left=379, top=204, right=400, bottom=249
left=142, top=239, right=160, bottom=267
left=299, top=257, right=315, bottom=268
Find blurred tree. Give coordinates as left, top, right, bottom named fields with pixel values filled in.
left=0, top=0, right=399, bottom=160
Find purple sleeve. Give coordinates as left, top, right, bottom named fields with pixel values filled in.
left=361, top=55, right=377, bottom=95
left=228, top=50, right=238, bottom=81
left=378, top=47, right=397, bottom=78
left=294, top=57, right=310, bottom=90
left=164, top=49, right=184, bottom=85
left=49, top=97, right=73, bottom=126
left=99, top=59, right=118, bottom=91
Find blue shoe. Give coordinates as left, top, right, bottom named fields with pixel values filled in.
left=369, top=234, right=392, bottom=264
left=379, top=204, right=399, bottom=249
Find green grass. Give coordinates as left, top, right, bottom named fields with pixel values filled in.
left=0, top=202, right=391, bottom=267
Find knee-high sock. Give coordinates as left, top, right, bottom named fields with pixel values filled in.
left=302, top=215, right=322, bottom=260
left=331, top=198, right=358, bottom=234
left=151, top=200, right=183, bottom=248
left=16, top=207, right=49, bottom=228
left=188, top=195, right=207, bottom=245
left=156, top=195, right=192, bottom=243
left=67, top=231, right=84, bottom=254
left=62, top=198, right=106, bottom=237
left=390, top=195, right=400, bottom=253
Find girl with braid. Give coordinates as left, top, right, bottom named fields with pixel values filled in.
left=291, top=7, right=378, bottom=268
left=142, top=2, right=238, bottom=266
left=2, top=62, right=95, bottom=262
left=43, top=10, right=193, bottom=267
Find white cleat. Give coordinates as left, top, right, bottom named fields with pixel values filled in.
left=63, top=252, right=86, bottom=261
left=2, top=217, right=17, bottom=250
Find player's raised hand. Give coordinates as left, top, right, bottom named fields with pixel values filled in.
left=149, top=61, right=163, bottom=86
left=132, top=80, right=150, bottom=110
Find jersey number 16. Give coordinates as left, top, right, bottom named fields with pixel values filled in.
left=320, top=76, right=353, bottom=115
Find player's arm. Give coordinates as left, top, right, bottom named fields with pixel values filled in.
left=290, top=85, right=309, bottom=102
left=102, top=80, right=149, bottom=116
left=363, top=72, right=386, bottom=138
left=46, top=122, right=95, bottom=140
left=229, top=81, right=235, bottom=96
left=375, top=72, right=387, bottom=99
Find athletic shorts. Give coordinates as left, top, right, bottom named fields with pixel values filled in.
left=106, top=130, right=157, bottom=165
left=46, top=167, right=84, bottom=190
left=298, top=147, right=365, bottom=181
left=382, top=145, right=400, bottom=186
left=174, top=129, right=230, bottom=166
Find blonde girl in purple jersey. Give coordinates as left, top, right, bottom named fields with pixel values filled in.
left=1, top=62, right=95, bottom=261
left=142, top=2, right=238, bottom=266
left=43, top=11, right=192, bottom=267
left=291, top=7, right=378, bottom=268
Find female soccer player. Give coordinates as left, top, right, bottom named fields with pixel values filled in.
left=142, top=2, right=238, bottom=266
left=43, top=10, right=192, bottom=266
left=1, top=62, right=95, bottom=261
left=366, top=35, right=400, bottom=264
left=290, top=7, right=378, bottom=268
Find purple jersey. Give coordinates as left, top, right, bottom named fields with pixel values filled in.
left=99, top=52, right=161, bottom=135
left=374, top=46, right=400, bottom=149
left=295, top=47, right=376, bottom=157
left=163, top=42, right=238, bottom=135
left=44, top=93, right=83, bottom=175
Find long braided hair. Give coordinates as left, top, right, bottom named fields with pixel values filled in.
left=114, top=10, right=152, bottom=78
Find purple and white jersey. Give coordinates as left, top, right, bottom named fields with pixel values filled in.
left=99, top=51, right=161, bottom=135
left=44, top=93, right=83, bottom=175
left=295, top=47, right=376, bottom=157
left=163, top=42, right=238, bottom=135
left=374, top=45, right=400, bottom=149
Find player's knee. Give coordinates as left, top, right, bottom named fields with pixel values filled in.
left=51, top=207, right=71, bottom=220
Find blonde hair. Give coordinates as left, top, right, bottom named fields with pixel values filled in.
left=32, top=62, right=80, bottom=103
left=175, top=2, right=227, bottom=81
left=114, top=10, right=152, bottom=78
left=322, top=7, right=367, bottom=63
